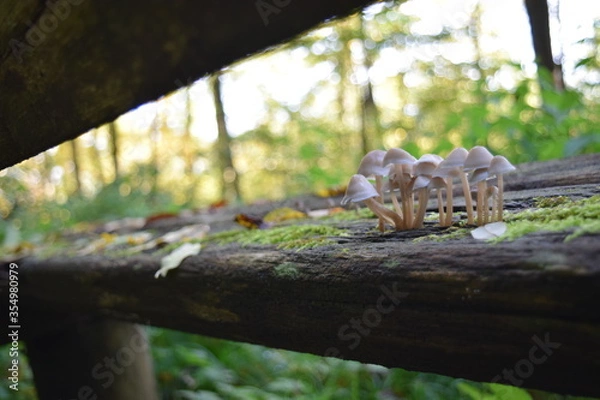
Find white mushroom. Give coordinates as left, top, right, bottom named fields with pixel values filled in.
left=357, top=150, right=388, bottom=231
left=411, top=154, right=442, bottom=229
left=465, top=146, right=494, bottom=226
left=488, top=155, right=516, bottom=221
left=383, top=148, right=417, bottom=229
left=341, top=174, right=403, bottom=231
left=436, top=147, right=472, bottom=225
left=428, top=176, right=449, bottom=227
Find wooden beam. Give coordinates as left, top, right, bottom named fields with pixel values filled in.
left=6, top=155, right=600, bottom=397
left=0, top=0, right=376, bottom=169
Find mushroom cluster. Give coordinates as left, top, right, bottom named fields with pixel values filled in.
left=341, top=146, right=515, bottom=232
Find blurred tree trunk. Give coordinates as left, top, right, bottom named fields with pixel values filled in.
left=357, top=13, right=379, bottom=155
left=524, top=0, right=565, bottom=90
left=183, top=88, right=197, bottom=204
left=149, top=112, right=161, bottom=204
left=469, top=3, right=487, bottom=102
left=69, top=138, right=82, bottom=195
left=91, top=129, right=106, bottom=185
left=210, top=72, right=241, bottom=203
left=336, top=21, right=355, bottom=166
left=108, top=122, right=120, bottom=180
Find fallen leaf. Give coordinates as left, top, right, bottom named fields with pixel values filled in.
left=234, top=214, right=266, bottom=230
left=471, top=222, right=507, bottom=240
left=155, top=243, right=201, bottom=278
left=315, top=186, right=347, bottom=198
left=263, top=207, right=307, bottom=223
left=307, top=207, right=345, bottom=218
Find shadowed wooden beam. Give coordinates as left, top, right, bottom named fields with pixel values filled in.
left=0, top=0, right=377, bottom=170
left=2, top=154, right=599, bottom=397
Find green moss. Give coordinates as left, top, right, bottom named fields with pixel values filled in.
left=273, top=262, right=301, bottom=279
left=533, top=195, right=570, bottom=208
left=494, top=195, right=600, bottom=242
left=203, top=224, right=347, bottom=250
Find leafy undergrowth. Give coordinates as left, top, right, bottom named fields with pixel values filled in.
left=150, top=329, right=595, bottom=400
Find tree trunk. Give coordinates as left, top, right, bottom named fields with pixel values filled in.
left=524, top=0, right=565, bottom=90
left=183, top=88, right=197, bottom=204
left=91, top=129, right=107, bottom=185
left=357, top=13, right=379, bottom=154
left=149, top=112, right=161, bottom=204
left=210, top=72, right=241, bottom=203
left=108, top=122, right=120, bottom=180
left=69, top=138, right=82, bottom=195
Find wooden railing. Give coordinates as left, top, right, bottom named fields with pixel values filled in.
left=2, top=153, right=599, bottom=399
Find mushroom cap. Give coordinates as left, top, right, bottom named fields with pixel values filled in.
left=412, top=175, right=431, bottom=191
left=438, top=147, right=468, bottom=169
left=469, top=167, right=489, bottom=184
left=413, top=154, right=442, bottom=176
left=488, top=155, right=516, bottom=176
left=357, top=150, right=388, bottom=177
left=428, top=176, right=447, bottom=189
left=341, top=174, right=379, bottom=205
left=464, top=146, right=494, bottom=171
left=383, top=148, right=416, bottom=167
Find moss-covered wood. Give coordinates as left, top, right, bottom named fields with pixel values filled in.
left=0, top=0, right=375, bottom=170
left=2, top=154, right=599, bottom=397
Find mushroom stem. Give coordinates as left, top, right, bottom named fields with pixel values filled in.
left=443, top=178, right=454, bottom=227
left=375, top=175, right=384, bottom=232
left=497, top=174, right=504, bottom=221
left=437, top=189, right=445, bottom=226
left=490, top=186, right=499, bottom=223
left=460, top=170, right=474, bottom=225
left=397, top=172, right=411, bottom=229
left=390, top=190, right=404, bottom=228
left=477, top=180, right=487, bottom=226
left=365, top=198, right=403, bottom=231
left=413, top=188, right=429, bottom=229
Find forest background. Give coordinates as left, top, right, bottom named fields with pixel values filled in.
left=1, top=0, right=599, bottom=398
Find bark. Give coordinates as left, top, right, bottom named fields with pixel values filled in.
left=210, top=72, right=241, bottom=203
left=0, top=0, right=377, bottom=170
left=3, top=154, right=600, bottom=397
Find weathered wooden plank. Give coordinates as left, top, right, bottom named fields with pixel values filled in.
left=0, top=155, right=600, bottom=396
left=13, top=227, right=600, bottom=397
left=3, top=154, right=599, bottom=396
left=0, top=0, right=376, bottom=169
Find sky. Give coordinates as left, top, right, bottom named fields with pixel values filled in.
left=117, top=0, right=600, bottom=143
